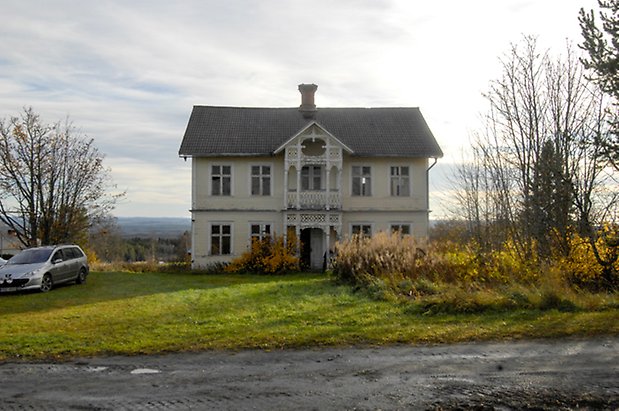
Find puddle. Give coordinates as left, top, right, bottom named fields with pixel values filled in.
left=86, top=366, right=108, bottom=372
left=130, top=368, right=161, bottom=375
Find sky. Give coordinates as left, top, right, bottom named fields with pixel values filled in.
left=0, top=0, right=599, bottom=218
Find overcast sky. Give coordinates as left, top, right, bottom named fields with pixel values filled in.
left=0, top=0, right=598, bottom=218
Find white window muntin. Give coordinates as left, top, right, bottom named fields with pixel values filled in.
left=210, top=163, right=233, bottom=196
left=249, top=222, right=272, bottom=242
left=350, top=222, right=373, bottom=237
left=390, top=223, right=412, bottom=236
left=209, top=222, right=234, bottom=256
left=249, top=163, right=273, bottom=196
left=351, top=165, right=372, bottom=196
left=390, top=165, right=410, bottom=197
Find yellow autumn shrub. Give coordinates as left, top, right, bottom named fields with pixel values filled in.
left=554, top=227, right=619, bottom=290
left=226, top=233, right=299, bottom=275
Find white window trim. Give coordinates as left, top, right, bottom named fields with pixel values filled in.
left=208, top=222, right=234, bottom=256
left=350, top=222, right=374, bottom=237
left=209, top=163, right=234, bottom=197
left=248, top=163, right=273, bottom=197
left=389, top=165, right=411, bottom=197
left=301, top=165, right=323, bottom=191
left=390, top=222, right=412, bottom=236
left=351, top=164, right=373, bottom=197
left=248, top=222, right=273, bottom=244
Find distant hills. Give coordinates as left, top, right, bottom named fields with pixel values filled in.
left=116, top=217, right=191, bottom=239
left=114, top=217, right=447, bottom=239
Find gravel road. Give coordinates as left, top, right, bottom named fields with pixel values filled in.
left=1, top=336, right=617, bottom=410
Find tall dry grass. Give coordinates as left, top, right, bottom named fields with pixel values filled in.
left=330, top=231, right=618, bottom=313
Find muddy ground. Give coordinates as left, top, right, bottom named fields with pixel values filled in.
left=1, top=336, right=617, bottom=410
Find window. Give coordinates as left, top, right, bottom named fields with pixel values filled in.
left=250, top=223, right=271, bottom=242
left=210, top=224, right=232, bottom=255
left=64, top=247, right=82, bottom=259
left=52, top=250, right=65, bottom=262
left=351, top=224, right=372, bottom=237
left=390, top=166, right=410, bottom=196
left=211, top=165, right=231, bottom=196
left=391, top=224, right=411, bottom=236
left=251, top=165, right=271, bottom=196
left=301, top=166, right=321, bottom=190
left=352, top=166, right=372, bottom=196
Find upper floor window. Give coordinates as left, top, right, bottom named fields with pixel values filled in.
left=212, top=165, right=231, bottom=196
left=301, top=165, right=322, bottom=190
left=390, top=166, right=410, bottom=196
left=352, top=166, right=372, bottom=196
left=391, top=224, right=411, bottom=236
left=211, top=224, right=232, bottom=255
left=251, top=165, right=271, bottom=196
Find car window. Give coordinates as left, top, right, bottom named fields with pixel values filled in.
left=64, top=248, right=76, bottom=259
left=71, top=247, right=84, bottom=258
left=52, top=250, right=64, bottom=262
left=8, top=249, right=53, bottom=264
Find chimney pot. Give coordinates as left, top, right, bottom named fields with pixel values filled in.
left=298, top=83, right=318, bottom=118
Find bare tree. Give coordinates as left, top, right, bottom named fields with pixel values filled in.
left=454, top=37, right=617, bottom=271
left=0, top=107, right=123, bottom=247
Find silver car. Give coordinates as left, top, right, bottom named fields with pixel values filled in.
left=0, top=245, right=89, bottom=293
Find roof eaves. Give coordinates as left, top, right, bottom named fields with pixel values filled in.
left=179, top=152, right=275, bottom=158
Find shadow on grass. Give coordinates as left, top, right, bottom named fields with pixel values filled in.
left=0, top=271, right=325, bottom=315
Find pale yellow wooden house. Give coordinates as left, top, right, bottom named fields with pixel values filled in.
left=179, top=84, right=443, bottom=269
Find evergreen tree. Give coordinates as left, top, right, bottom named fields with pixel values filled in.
left=579, top=0, right=619, bottom=168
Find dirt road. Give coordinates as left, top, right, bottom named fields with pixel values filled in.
left=1, top=336, right=617, bottom=410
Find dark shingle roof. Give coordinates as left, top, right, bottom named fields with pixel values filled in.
left=179, top=106, right=443, bottom=158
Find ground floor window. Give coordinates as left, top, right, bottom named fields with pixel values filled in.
left=250, top=223, right=271, bottom=242
left=351, top=224, right=372, bottom=237
left=211, top=224, right=232, bottom=255
left=390, top=223, right=411, bottom=235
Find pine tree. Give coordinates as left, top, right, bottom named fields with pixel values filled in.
left=579, top=0, right=619, bottom=168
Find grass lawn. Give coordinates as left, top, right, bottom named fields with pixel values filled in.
left=0, top=271, right=617, bottom=361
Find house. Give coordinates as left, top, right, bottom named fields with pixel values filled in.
left=0, top=222, right=21, bottom=259
left=179, top=84, right=443, bottom=269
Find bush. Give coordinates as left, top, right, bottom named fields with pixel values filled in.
left=226, top=234, right=299, bottom=275
left=555, top=230, right=619, bottom=291
left=331, top=231, right=426, bottom=287
left=330, top=232, right=538, bottom=290
left=330, top=230, right=617, bottom=314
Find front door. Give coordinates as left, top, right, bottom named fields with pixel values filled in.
left=300, top=228, right=325, bottom=271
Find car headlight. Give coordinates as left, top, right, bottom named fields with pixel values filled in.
left=23, top=269, right=42, bottom=278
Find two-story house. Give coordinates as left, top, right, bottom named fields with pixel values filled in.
left=179, top=84, right=443, bottom=269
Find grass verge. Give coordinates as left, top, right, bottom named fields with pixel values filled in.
left=0, top=271, right=617, bottom=361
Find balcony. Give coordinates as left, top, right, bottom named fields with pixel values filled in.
left=287, top=190, right=341, bottom=210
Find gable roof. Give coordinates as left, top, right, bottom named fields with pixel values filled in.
left=179, top=106, right=443, bottom=158
left=273, top=121, right=354, bottom=155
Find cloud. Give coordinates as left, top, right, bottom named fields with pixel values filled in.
left=0, top=0, right=599, bottom=217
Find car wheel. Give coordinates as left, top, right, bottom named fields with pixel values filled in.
left=76, top=268, right=87, bottom=284
left=40, top=274, right=53, bottom=293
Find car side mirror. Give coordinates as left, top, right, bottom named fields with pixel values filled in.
left=53, top=259, right=63, bottom=264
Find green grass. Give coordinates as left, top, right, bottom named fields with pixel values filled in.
left=0, top=271, right=617, bottom=361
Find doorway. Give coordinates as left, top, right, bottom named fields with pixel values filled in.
left=300, top=228, right=324, bottom=271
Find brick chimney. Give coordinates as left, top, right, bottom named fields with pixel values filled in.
left=298, top=83, right=318, bottom=118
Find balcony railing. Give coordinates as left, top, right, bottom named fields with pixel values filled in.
left=287, top=190, right=341, bottom=210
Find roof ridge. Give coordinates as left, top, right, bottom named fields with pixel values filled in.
left=192, top=105, right=421, bottom=110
